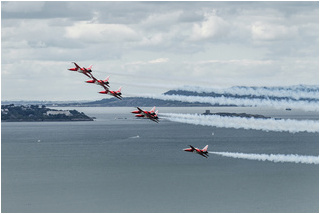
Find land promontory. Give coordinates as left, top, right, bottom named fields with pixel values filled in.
left=1, top=104, right=94, bottom=122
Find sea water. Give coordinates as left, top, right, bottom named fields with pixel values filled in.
left=1, top=107, right=319, bottom=212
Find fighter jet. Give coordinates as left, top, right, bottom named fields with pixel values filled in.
left=99, top=87, right=122, bottom=100
left=131, top=106, right=159, bottom=123
left=183, top=145, right=209, bottom=158
left=68, top=62, right=93, bottom=78
left=86, top=76, right=110, bottom=90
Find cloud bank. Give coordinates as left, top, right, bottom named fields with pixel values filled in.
left=1, top=2, right=319, bottom=101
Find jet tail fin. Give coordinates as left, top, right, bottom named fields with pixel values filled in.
left=150, top=106, right=156, bottom=113
left=202, top=145, right=208, bottom=152
left=104, top=76, right=110, bottom=82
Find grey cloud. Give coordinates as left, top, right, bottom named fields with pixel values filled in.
left=2, top=1, right=45, bottom=13
left=1, top=1, right=318, bottom=101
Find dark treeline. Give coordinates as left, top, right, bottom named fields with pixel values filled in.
left=1, top=104, right=93, bottom=122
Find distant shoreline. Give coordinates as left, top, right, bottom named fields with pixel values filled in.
left=1, top=104, right=94, bottom=122
left=2, top=118, right=94, bottom=122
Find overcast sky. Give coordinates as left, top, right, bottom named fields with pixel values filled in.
left=1, top=1, right=319, bottom=101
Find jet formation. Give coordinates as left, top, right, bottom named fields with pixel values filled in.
left=68, top=62, right=154, bottom=120
left=68, top=62, right=122, bottom=100
left=68, top=62, right=209, bottom=158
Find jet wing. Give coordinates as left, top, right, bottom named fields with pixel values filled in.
left=199, top=153, right=208, bottom=158
left=100, top=84, right=109, bottom=91
left=83, top=72, right=93, bottom=78
left=73, top=62, right=81, bottom=69
left=113, top=94, right=122, bottom=100
left=89, top=75, right=98, bottom=83
left=150, top=117, right=159, bottom=123
left=137, top=107, right=143, bottom=112
left=101, top=81, right=110, bottom=89
left=145, top=113, right=155, bottom=119
left=189, top=145, right=196, bottom=150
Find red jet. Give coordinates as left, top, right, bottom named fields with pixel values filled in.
left=86, top=76, right=110, bottom=90
left=184, top=145, right=209, bottom=158
left=131, top=106, right=159, bottom=123
left=68, top=62, right=93, bottom=78
left=99, top=87, right=122, bottom=100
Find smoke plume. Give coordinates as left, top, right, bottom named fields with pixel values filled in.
left=209, top=151, right=319, bottom=164
left=161, top=113, right=319, bottom=133
left=176, top=85, right=319, bottom=100
left=143, top=94, right=318, bottom=111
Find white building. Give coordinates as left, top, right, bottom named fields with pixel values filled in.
left=46, top=110, right=72, bottom=116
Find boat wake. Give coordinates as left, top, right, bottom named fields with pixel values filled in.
left=129, top=135, right=140, bottom=139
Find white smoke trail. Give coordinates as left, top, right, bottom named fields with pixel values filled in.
left=176, top=85, right=319, bottom=100
left=142, top=94, right=319, bottom=111
left=209, top=152, right=319, bottom=165
left=161, top=113, right=319, bottom=133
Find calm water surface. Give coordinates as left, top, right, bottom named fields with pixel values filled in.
left=2, top=107, right=319, bottom=212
